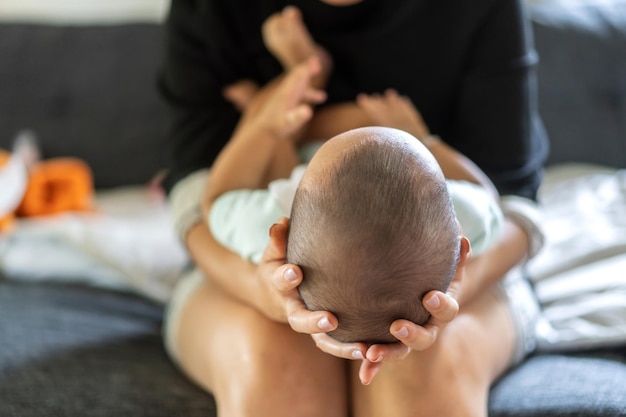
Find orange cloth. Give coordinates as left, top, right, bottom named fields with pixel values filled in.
left=0, top=213, right=15, bottom=231
left=0, top=150, right=15, bottom=232
left=16, top=158, right=94, bottom=217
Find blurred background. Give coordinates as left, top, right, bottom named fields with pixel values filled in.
left=0, top=0, right=169, bottom=24
left=0, top=0, right=624, bottom=192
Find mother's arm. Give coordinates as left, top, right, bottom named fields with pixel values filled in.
left=184, top=218, right=310, bottom=325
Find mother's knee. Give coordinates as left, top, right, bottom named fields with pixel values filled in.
left=171, top=279, right=348, bottom=416
left=210, top=310, right=348, bottom=416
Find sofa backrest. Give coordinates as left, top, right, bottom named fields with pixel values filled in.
left=0, top=22, right=168, bottom=189
left=0, top=1, right=624, bottom=191
left=531, top=0, right=626, bottom=168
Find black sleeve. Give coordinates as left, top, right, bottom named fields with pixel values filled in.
left=452, top=0, right=549, bottom=199
left=158, top=0, right=241, bottom=192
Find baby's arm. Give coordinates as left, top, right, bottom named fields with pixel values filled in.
left=202, top=58, right=325, bottom=216
left=357, top=89, right=498, bottom=199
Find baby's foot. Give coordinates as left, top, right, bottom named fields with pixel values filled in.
left=262, top=6, right=332, bottom=83
left=357, top=89, right=430, bottom=140
left=223, top=79, right=260, bottom=112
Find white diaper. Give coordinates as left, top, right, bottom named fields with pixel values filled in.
left=162, top=268, right=206, bottom=366
left=492, top=266, right=542, bottom=365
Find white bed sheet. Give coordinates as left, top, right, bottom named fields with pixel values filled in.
left=529, top=164, right=626, bottom=351
left=0, top=186, right=189, bottom=303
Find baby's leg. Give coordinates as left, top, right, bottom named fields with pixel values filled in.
left=350, top=287, right=517, bottom=417
left=262, top=6, right=332, bottom=90
left=223, top=80, right=259, bottom=113
left=166, top=271, right=348, bottom=417
left=261, top=140, right=300, bottom=186
left=223, top=72, right=304, bottom=185
left=304, top=102, right=372, bottom=142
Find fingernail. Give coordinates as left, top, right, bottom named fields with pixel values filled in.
left=425, top=294, right=440, bottom=309
left=269, top=223, right=278, bottom=237
left=393, top=326, right=409, bottom=339
left=362, top=366, right=380, bottom=385
left=284, top=267, right=298, bottom=282
left=372, top=355, right=383, bottom=363
left=352, top=350, right=364, bottom=360
left=317, top=317, right=333, bottom=332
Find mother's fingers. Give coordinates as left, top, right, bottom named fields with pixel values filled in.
left=358, top=360, right=382, bottom=386
left=381, top=291, right=459, bottom=353
left=310, top=333, right=368, bottom=361
left=423, top=290, right=459, bottom=323
left=310, top=333, right=382, bottom=385
left=365, top=340, right=411, bottom=363
left=388, top=319, right=440, bottom=352
left=273, top=264, right=302, bottom=292
left=286, top=297, right=338, bottom=334
left=363, top=291, right=460, bottom=363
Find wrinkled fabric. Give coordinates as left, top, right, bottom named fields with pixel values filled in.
left=529, top=164, right=626, bottom=351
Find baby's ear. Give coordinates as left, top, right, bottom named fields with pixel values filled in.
left=450, top=236, right=471, bottom=286
left=458, top=235, right=471, bottom=267
left=269, top=216, right=291, bottom=247
left=264, top=217, right=291, bottom=263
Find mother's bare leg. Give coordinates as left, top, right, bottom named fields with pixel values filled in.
left=351, top=288, right=516, bottom=417
left=173, top=277, right=348, bottom=417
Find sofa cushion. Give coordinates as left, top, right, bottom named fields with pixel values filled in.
left=490, top=351, right=626, bottom=416
left=1, top=278, right=625, bottom=417
left=0, top=24, right=168, bottom=189
left=0, top=279, right=216, bottom=417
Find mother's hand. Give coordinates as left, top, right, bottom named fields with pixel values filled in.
left=256, top=217, right=338, bottom=331
left=305, top=290, right=459, bottom=385
left=357, top=290, right=459, bottom=384
left=257, top=217, right=372, bottom=360
left=257, top=218, right=460, bottom=385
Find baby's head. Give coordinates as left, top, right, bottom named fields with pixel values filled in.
left=287, top=127, right=461, bottom=344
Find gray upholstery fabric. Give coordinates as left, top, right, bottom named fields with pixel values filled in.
left=1, top=278, right=625, bottom=417
left=0, top=279, right=216, bottom=417
left=490, top=352, right=626, bottom=416
left=0, top=2, right=624, bottom=192
left=1, top=1, right=626, bottom=415
left=532, top=1, right=626, bottom=168
left=0, top=24, right=168, bottom=189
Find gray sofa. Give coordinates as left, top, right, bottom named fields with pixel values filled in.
left=1, top=2, right=625, bottom=416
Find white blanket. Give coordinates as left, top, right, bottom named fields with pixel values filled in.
left=529, top=164, right=626, bottom=351
left=0, top=187, right=189, bottom=303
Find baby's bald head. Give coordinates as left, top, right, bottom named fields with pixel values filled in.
left=287, top=127, right=460, bottom=343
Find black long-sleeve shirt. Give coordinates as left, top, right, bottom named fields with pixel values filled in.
left=159, top=0, right=549, bottom=199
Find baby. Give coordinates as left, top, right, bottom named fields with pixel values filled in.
left=287, top=127, right=464, bottom=343
left=203, top=60, right=502, bottom=344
